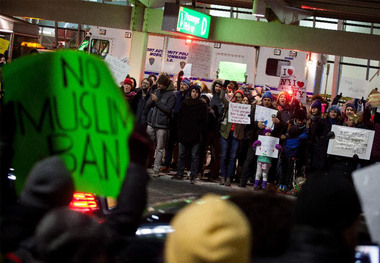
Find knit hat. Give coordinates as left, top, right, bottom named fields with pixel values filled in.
left=189, top=84, right=201, bottom=98
left=327, top=105, right=341, bottom=116
left=19, top=156, right=74, bottom=211
left=165, top=194, right=251, bottom=263
left=277, top=91, right=290, bottom=103
left=181, top=78, right=191, bottom=88
left=233, top=90, right=244, bottom=98
left=123, top=78, right=133, bottom=86
left=262, top=91, right=273, bottom=101
left=157, top=73, right=170, bottom=87
left=200, top=93, right=212, bottom=105
left=294, top=109, right=307, bottom=121
left=345, top=102, right=356, bottom=112
left=311, top=99, right=322, bottom=112
left=294, top=175, right=361, bottom=233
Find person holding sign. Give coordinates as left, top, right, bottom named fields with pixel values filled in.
left=121, top=77, right=136, bottom=102
left=278, top=109, right=309, bottom=193
left=251, top=129, right=282, bottom=190
left=146, top=73, right=176, bottom=177
left=219, top=89, right=246, bottom=186
left=239, top=91, right=280, bottom=188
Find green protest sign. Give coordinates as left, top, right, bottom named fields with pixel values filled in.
left=3, top=50, right=134, bottom=198
left=218, top=61, right=247, bottom=82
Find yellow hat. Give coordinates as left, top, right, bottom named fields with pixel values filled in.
left=165, top=194, right=251, bottom=263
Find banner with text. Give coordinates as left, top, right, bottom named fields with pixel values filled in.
left=254, top=105, right=278, bottom=129
left=327, top=125, right=375, bottom=160
left=256, top=135, right=280, bottom=158
left=339, top=77, right=370, bottom=99
left=228, top=102, right=251, bottom=124
left=3, top=50, right=135, bottom=197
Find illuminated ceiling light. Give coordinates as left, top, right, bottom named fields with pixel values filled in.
left=253, top=0, right=266, bottom=18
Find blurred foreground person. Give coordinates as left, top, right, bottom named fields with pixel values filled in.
left=270, top=174, right=362, bottom=263
left=229, top=192, right=295, bottom=262
left=165, top=194, right=251, bottom=263
left=35, top=208, right=110, bottom=263
left=1, top=156, right=75, bottom=261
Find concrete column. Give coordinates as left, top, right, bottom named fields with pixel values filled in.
left=128, top=31, right=149, bottom=86
left=330, top=20, right=343, bottom=100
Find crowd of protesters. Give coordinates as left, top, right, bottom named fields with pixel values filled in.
left=122, top=70, right=380, bottom=194
left=1, top=53, right=379, bottom=263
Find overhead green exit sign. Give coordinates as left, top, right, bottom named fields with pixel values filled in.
left=176, top=7, right=211, bottom=39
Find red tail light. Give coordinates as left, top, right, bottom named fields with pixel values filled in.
left=69, top=192, right=99, bottom=213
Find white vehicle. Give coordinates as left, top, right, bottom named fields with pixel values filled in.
left=80, top=26, right=318, bottom=94
left=79, top=26, right=132, bottom=62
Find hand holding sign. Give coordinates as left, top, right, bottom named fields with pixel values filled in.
left=3, top=50, right=135, bottom=198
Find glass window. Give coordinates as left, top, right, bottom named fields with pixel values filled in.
left=90, top=39, right=110, bottom=59
left=265, top=58, right=291, bottom=77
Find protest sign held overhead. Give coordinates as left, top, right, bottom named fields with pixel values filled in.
left=339, top=77, right=369, bottom=99
left=327, top=125, right=375, bottom=160
left=278, top=65, right=295, bottom=92
left=291, top=79, right=307, bottom=104
left=255, top=135, right=280, bottom=158
left=228, top=102, right=251, bottom=124
left=104, top=54, right=131, bottom=85
left=254, top=105, right=278, bottom=129
left=3, top=50, right=135, bottom=198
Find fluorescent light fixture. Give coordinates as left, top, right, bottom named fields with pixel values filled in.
left=253, top=0, right=266, bottom=17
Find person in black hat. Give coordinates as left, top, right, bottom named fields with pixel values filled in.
left=173, top=85, right=208, bottom=184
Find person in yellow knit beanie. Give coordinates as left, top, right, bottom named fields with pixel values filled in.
left=165, top=194, right=252, bottom=263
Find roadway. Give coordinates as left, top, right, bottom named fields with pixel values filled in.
left=146, top=168, right=255, bottom=206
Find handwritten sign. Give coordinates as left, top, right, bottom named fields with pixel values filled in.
left=255, top=135, right=280, bottom=158
left=228, top=102, right=251, bottom=124
left=327, top=125, right=375, bottom=160
left=339, top=77, right=369, bottom=99
left=219, top=61, right=247, bottom=82
left=291, top=79, right=307, bottom=103
left=353, top=163, right=380, bottom=243
left=187, top=43, right=212, bottom=78
left=254, top=105, right=278, bottom=129
left=104, top=54, right=131, bottom=85
left=0, top=38, right=10, bottom=54
left=3, top=50, right=135, bottom=197
left=278, top=66, right=296, bottom=92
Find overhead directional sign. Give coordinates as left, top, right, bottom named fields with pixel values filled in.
left=176, top=7, right=211, bottom=39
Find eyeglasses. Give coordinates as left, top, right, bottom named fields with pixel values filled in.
left=234, top=95, right=243, bottom=99
left=142, top=82, right=150, bottom=85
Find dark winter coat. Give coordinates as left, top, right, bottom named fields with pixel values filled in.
left=371, top=111, right=380, bottom=161
left=130, top=89, right=151, bottom=127
left=146, top=82, right=176, bottom=129
left=312, top=117, right=343, bottom=170
left=177, top=97, right=208, bottom=145
left=261, top=225, right=354, bottom=263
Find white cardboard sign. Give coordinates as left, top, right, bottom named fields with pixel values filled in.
left=352, top=163, right=380, bottom=244
left=228, top=102, right=251, bottom=124
left=339, top=77, right=370, bottom=99
left=278, top=66, right=296, bottom=92
left=255, top=135, right=280, bottom=158
left=327, top=125, right=375, bottom=160
left=291, top=79, right=307, bottom=104
left=105, top=54, right=131, bottom=84
left=254, top=105, right=278, bottom=129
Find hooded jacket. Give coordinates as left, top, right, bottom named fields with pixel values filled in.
left=177, top=97, right=208, bottom=144
left=146, top=81, right=176, bottom=129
